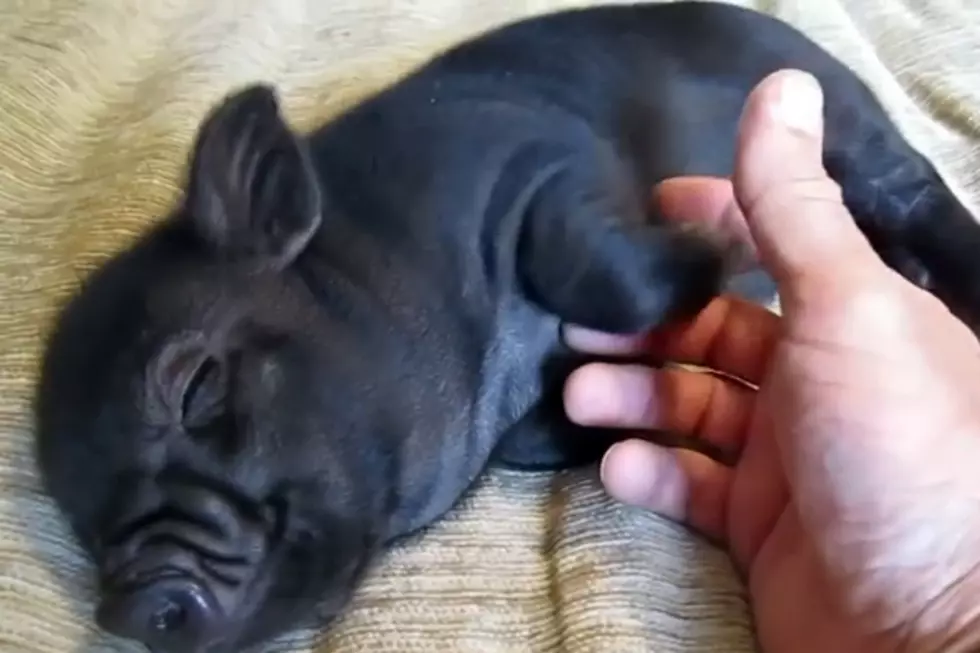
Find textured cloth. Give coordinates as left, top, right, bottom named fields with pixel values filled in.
left=1, top=1, right=979, bottom=652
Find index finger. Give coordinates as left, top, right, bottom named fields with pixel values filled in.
left=563, top=294, right=781, bottom=387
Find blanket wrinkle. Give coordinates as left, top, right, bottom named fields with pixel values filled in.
left=1, top=1, right=977, bottom=651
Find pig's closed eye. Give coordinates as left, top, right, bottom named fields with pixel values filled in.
left=181, top=356, right=227, bottom=428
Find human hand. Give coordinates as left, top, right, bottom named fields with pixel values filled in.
left=562, top=69, right=980, bottom=652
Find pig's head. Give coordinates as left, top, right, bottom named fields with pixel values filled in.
left=34, top=84, right=393, bottom=652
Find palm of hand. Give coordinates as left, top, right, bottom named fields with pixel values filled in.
left=703, top=279, right=980, bottom=652
left=728, top=324, right=916, bottom=653
left=564, top=275, right=980, bottom=653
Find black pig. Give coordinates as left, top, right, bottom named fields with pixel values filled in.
left=32, top=2, right=980, bottom=652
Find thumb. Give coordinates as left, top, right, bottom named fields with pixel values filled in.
left=733, top=69, right=887, bottom=298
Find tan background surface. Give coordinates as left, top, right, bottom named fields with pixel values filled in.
left=1, top=1, right=979, bottom=651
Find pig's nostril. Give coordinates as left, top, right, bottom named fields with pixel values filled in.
left=149, top=598, right=187, bottom=633
left=96, top=573, right=222, bottom=653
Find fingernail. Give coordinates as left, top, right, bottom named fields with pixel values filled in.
left=599, top=445, right=615, bottom=485
left=770, top=70, right=823, bottom=136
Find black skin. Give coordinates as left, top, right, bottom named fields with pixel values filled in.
left=32, top=2, right=980, bottom=652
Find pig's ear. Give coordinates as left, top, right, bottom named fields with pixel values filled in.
left=182, top=83, right=321, bottom=269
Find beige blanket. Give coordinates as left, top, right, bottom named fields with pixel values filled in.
left=2, top=1, right=978, bottom=651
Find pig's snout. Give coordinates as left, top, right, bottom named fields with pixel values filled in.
left=95, top=480, right=274, bottom=652
left=96, top=568, right=222, bottom=652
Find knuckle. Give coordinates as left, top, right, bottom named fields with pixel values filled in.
left=742, top=174, right=845, bottom=220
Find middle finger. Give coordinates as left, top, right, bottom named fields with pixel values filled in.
left=564, top=295, right=782, bottom=387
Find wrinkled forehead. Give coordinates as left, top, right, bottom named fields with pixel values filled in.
left=92, top=219, right=298, bottom=334
left=144, top=262, right=253, bottom=332
left=142, top=256, right=316, bottom=343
